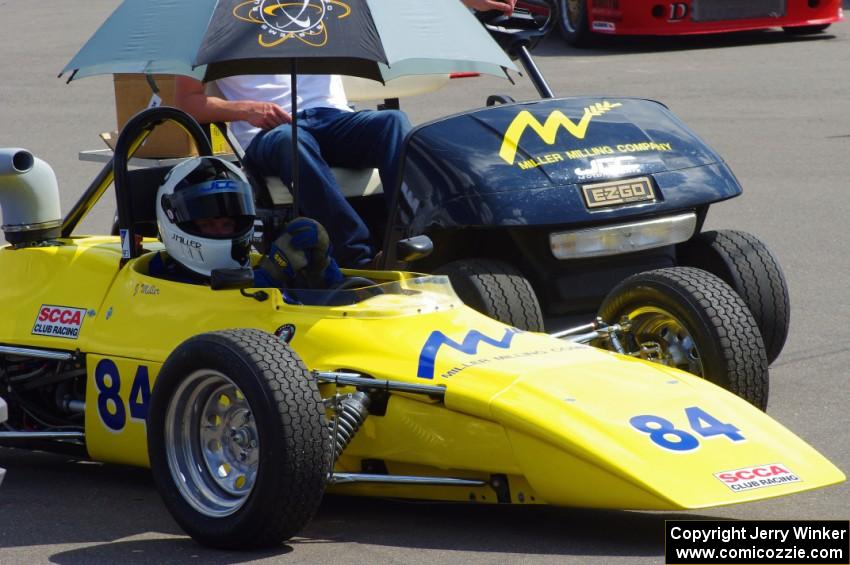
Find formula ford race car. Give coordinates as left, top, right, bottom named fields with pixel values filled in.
left=0, top=107, right=845, bottom=549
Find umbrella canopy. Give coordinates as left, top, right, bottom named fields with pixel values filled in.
left=62, top=0, right=517, bottom=83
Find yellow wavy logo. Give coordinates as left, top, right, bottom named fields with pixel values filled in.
left=233, top=0, right=351, bottom=48
left=499, top=102, right=622, bottom=165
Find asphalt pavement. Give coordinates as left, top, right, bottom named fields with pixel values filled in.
left=1, top=2, right=849, bottom=564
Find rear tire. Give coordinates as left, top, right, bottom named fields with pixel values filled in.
left=597, top=267, right=769, bottom=410
left=679, top=230, right=789, bottom=364
left=436, top=259, right=545, bottom=332
left=147, top=329, right=329, bottom=549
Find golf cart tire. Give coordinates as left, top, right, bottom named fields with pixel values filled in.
left=597, top=267, right=769, bottom=410
left=436, top=258, right=545, bottom=331
left=680, top=230, right=790, bottom=365
left=147, top=329, right=329, bottom=549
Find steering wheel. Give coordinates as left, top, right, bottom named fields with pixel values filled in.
left=476, top=0, right=558, bottom=54
left=110, top=106, right=213, bottom=261
left=316, top=276, right=385, bottom=306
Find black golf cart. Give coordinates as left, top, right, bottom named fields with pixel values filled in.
left=247, top=1, right=789, bottom=364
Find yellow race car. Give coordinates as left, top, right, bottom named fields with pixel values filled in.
left=0, top=108, right=844, bottom=550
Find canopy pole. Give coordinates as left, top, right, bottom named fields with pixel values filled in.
left=290, top=58, right=300, bottom=217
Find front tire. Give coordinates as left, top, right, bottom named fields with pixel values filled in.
left=436, top=259, right=545, bottom=331
left=148, top=329, right=329, bottom=549
left=679, top=230, right=789, bottom=364
left=558, top=0, right=592, bottom=46
left=597, top=267, right=769, bottom=410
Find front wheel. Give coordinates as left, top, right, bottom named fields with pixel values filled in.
left=597, top=267, right=769, bottom=410
left=147, top=329, right=330, bottom=549
left=557, top=0, right=592, bottom=46
left=679, top=230, right=789, bottom=364
left=436, top=258, right=545, bottom=331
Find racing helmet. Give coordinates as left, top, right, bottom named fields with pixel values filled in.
left=156, top=156, right=256, bottom=277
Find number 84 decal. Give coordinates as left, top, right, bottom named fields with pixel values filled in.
left=95, top=358, right=152, bottom=432
left=630, top=406, right=745, bottom=451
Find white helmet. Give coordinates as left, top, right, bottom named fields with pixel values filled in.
left=156, top=157, right=256, bottom=277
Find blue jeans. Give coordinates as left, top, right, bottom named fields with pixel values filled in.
left=245, top=107, right=411, bottom=268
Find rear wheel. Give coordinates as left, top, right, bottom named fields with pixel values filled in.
left=679, top=230, right=789, bottom=364
left=558, top=0, right=592, bottom=46
left=436, top=259, right=545, bottom=331
left=147, top=329, right=329, bottom=549
left=597, top=267, right=769, bottom=410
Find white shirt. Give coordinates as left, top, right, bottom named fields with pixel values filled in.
left=215, top=74, right=351, bottom=150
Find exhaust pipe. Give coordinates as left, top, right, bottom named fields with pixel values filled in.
left=0, top=148, right=62, bottom=245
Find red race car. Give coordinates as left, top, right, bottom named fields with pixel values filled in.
left=518, top=0, right=844, bottom=46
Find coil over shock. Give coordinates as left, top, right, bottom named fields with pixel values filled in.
left=327, top=391, right=370, bottom=464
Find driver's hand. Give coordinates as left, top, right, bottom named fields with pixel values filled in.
left=259, top=227, right=309, bottom=285
left=462, top=0, right=515, bottom=15
left=286, top=218, right=344, bottom=288
left=260, top=218, right=343, bottom=288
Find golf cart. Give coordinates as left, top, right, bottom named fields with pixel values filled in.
left=246, top=1, right=789, bottom=366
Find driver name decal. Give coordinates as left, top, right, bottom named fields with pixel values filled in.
left=499, top=101, right=623, bottom=165
left=32, top=305, right=87, bottom=339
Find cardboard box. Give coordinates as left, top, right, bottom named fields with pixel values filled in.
left=113, top=74, right=227, bottom=158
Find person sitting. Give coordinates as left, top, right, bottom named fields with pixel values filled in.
left=172, top=0, right=516, bottom=270
left=151, top=155, right=342, bottom=291
left=175, top=74, right=409, bottom=271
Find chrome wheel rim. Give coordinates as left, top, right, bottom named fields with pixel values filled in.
left=165, top=370, right=259, bottom=518
left=625, top=306, right=705, bottom=376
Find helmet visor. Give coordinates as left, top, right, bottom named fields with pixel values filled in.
left=164, top=179, right=256, bottom=239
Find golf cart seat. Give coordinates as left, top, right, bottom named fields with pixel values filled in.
left=206, top=75, right=452, bottom=206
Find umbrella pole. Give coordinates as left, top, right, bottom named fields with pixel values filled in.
left=290, top=59, right=299, bottom=217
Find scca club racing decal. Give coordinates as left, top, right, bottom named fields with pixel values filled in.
left=499, top=101, right=622, bottom=165
left=234, top=0, right=352, bottom=48
left=32, top=305, right=87, bottom=339
left=714, top=463, right=801, bottom=492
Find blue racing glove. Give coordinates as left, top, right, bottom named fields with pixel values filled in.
left=259, top=217, right=343, bottom=288
left=258, top=225, right=309, bottom=286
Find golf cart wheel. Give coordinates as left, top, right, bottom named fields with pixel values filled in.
left=679, top=230, right=789, bottom=364
left=597, top=267, right=769, bottom=410
left=436, top=259, right=545, bottom=331
left=783, top=24, right=830, bottom=35
left=147, top=329, right=329, bottom=549
left=558, top=0, right=591, bottom=46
